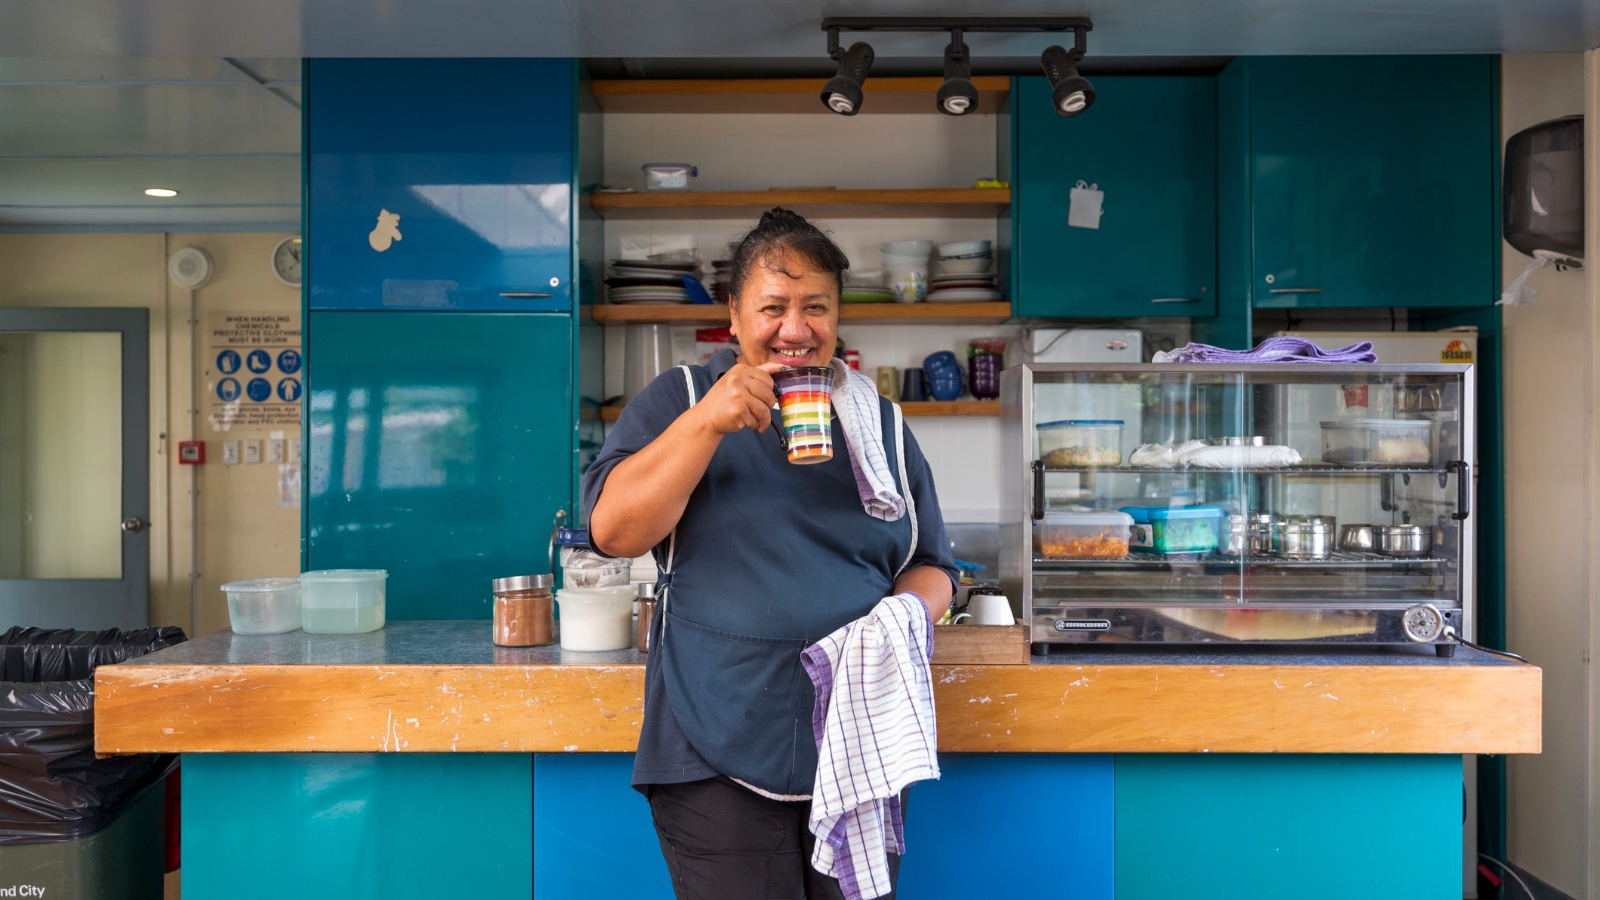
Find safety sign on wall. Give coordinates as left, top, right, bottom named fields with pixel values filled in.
left=208, top=311, right=302, bottom=431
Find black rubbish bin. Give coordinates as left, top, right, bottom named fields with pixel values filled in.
left=0, top=626, right=185, bottom=899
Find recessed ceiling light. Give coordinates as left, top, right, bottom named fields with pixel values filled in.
left=144, top=188, right=179, bottom=198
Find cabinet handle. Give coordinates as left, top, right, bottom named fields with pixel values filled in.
left=501, top=292, right=555, bottom=299
left=1447, top=460, right=1470, bottom=521
left=1150, top=297, right=1202, bottom=304
left=1032, top=460, right=1045, bottom=522
left=1267, top=288, right=1324, bottom=294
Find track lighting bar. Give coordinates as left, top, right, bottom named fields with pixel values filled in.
left=822, top=16, right=1091, bottom=60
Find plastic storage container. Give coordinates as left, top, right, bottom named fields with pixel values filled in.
left=1320, top=419, right=1434, bottom=467
left=1038, top=420, right=1124, bottom=467
left=641, top=163, right=697, bottom=191
left=221, top=578, right=302, bottom=634
left=555, top=586, right=635, bottom=651
left=1034, top=510, right=1134, bottom=559
left=300, top=569, right=387, bottom=634
left=1120, top=506, right=1224, bottom=554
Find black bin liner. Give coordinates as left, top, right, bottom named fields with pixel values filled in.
left=0, top=626, right=186, bottom=845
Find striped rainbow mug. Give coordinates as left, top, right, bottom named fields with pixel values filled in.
left=771, top=366, right=834, bottom=465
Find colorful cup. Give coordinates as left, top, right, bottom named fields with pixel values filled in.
left=771, top=366, right=834, bottom=465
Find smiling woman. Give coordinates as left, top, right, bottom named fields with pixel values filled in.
left=581, top=206, right=956, bottom=899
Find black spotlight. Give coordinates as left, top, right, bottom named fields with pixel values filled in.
left=936, top=33, right=979, bottom=116
left=1040, top=44, right=1095, bottom=116
left=821, top=41, right=875, bottom=115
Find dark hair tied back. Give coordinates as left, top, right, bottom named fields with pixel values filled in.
left=726, top=207, right=850, bottom=303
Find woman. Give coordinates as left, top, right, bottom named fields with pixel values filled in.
left=583, top=208, right=956, bottom=899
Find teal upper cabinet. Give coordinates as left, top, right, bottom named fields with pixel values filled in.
left=1011, top=76, right=1217, bottom=318
left=1226, top=56, right=1498, bottom=310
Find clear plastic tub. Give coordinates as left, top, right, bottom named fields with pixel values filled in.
left=222, top=578, right=302, bottom=634
left=555, top=586, right=635, bottom=651
left=641, top=163, right=697, bottom=191
left=300, top=569, right=387, bottom=634
left=1034, top=510, right=1133, bottom=559
left=1320, top=419, right=1434, bottom=467
left=1120, top=506, right=1223, bottom=554
left=1038, top=420, right=1124, bottom=467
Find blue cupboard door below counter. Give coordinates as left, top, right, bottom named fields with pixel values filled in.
left=306, top=311, right=573, bottom=620
left=1115, top=754, right=1463, bottom=900
left=181, top=753, right=533, bottom=900
left=531, top=752, right=1114, bottom=900
left=1011, top=76, right=1217, bottom=319
left=307, top=58, right=575, bottom=312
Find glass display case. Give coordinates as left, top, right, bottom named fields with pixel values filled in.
left=1000, top=364, right=1475, bottom=655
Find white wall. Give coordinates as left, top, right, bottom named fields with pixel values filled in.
left=1499, top=52, right=1591, bottom=898
left=601, top=110, right=1012, bottom=522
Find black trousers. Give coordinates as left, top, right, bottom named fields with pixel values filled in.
left=646, top=776, right=904, bottom=900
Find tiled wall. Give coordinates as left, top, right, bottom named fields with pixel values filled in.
left=600, top=110, right=1013, bottom=523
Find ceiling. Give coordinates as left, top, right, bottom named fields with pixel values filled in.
left=0, top=58, right=300, bottom=231
left=0, top=0, right=1596, bottom=57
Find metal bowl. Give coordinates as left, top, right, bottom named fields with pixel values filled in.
left=1338, top=524, right=1376, bottom=553
left=1375, top=524, right=1431, bottom=557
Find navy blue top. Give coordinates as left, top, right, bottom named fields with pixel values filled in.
left=581, top=349, right=957, bottom=792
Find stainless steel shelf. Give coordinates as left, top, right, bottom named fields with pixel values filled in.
left=1033, top=551, right=1449, bottom=568
left=1040, top=466, right=1445, bottom=475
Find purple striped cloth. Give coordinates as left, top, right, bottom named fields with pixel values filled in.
left=829, top=359, right=907, bottom=522
left=1153, top=336, right=1378, bottom=364
left=801, top=592, right=939, bottom=900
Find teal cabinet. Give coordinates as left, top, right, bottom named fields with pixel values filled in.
left=1223, top=56, right=1498, bottom=311
left=1011, top=76, right=1217, bottom=318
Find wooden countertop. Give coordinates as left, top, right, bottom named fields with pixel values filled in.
left=94, top=622, right=1541, bottom=756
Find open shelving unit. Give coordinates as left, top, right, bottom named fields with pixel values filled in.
left=589, top=187, right=1009, bottom=220
left=588, top=300, right=1013, bottom=324
left=597, top=399, right=999, bottom=422
left=590, top=76, right=1012, bottom=115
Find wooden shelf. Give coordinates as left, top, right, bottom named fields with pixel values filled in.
left=590, top=76, right=1011, bottom=115
left=597, top=399, right=999, bottom=422
left=588, top=301, right=1012, bottom=325
left=588, top=187, right=1009, bottom=220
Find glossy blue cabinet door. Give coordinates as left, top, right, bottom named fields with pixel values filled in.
left=306, top=312, right=572, bottom=619
left=534, top=754, right=675, bottom=899
left=1012, top=76, right=1217, bottom=318
left=1242, top=56, right=1497, bottom=309
left=308, top=58, right=575, bottom=312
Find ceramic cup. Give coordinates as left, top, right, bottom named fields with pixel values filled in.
left=876, top=366, right=899, bottom=400
left=901, top=367, right=929, bottom=402
left=923, top=350, right=967, bottom=402
left=771, top=366, right=834, bottom=465
left=954, top=590, right=1015, bottom=626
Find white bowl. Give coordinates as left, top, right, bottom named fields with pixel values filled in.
left=937, top=257, right=994, bottom=275
left=882, top=252, right=929, bottom=270
left=881, top=240, right=934, bottom=257
left=937, top=240, right=991, bottom=257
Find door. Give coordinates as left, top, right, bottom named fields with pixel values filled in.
left=305, top=311, right=572, bottom=620
left=1013, top=76, right=1217, bottom=318
left=1247, top=56, right=1497, bottom=309
left=0, top=308, right=149, bottom=629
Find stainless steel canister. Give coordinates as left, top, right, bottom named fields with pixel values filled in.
left=1375, top=525, right=1431, bottom=558
left=1338, top=524, right=1377, bottom=553
left=636, top=582, right=658, bottom=653
left=1222, top=514, right=1251, bottom=557
left=1274, top=521, right=1332, bottom=559
left=1248, top=513, right=1278, bottom=556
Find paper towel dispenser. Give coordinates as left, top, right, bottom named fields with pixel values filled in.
left=1504, top=115, right=1583, bottom=260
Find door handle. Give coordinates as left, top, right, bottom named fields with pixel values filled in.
left=121, top=517, right=146, bottom=533
left=548, top=509, right=568, bottom=573
left=501, top=292, right=555, bottom=299
left=1150, top=297, right=1202, bottom=304
left=1447, top=460, right=1470, bottom=520
left=1032, top=460, right=1045, bottom=522
left=1267, top=288, right=1324, bottom=294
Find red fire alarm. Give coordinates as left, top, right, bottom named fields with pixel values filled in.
left=178, top=441, right=205, bottom=465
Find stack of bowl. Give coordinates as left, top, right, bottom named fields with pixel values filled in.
left=709, top=259, right=731, bottom=304
left=927, top=241, right=1001, bottom=302
left=881, top=240, right=933, bottom=303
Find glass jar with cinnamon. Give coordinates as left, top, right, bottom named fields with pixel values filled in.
left=492, top=574, right=554, bottom=647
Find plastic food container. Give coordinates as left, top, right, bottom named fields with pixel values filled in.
left=1120, top=506, right=1223, bottom=554
left=300, top=569, right=387, bottom=634
left=222, top=578, right=302, bottom=634
left=1038, top=420, right=1124, bottom=467
left=556, top=586, right=636, bottom=652
left=1035, top=510, right=1133, bottom=559
left=641, top=163, right=697, bottom=191
left=1320, top=419, right=1434, bottom=467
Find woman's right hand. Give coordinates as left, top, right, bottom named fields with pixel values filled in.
left=693, top=361, right=786, bottom=435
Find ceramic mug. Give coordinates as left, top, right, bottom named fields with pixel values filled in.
left=923, top=351, right=966, bottom=402
left=901, top=367, right=929, bottom=402
left=953, top=590, right=1015, bottom=626
left=876, top=366, right=899, bottom=400
left=771, top=366, right=834, bottom=465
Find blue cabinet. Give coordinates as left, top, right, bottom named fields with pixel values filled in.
left=307, top=58, right=576, bottom=312
left=1011, top=76, right=1217, bottom=318
left=1221, top=56, right=1498, bottom=311
left=306, top=312, right=572, bottom=620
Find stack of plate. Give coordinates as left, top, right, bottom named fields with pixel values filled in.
left=842, top=285, right=894, bottom=303
left=605, top=259, right=696, bottom=304
left=926, top=272, right=1002, bottom=302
